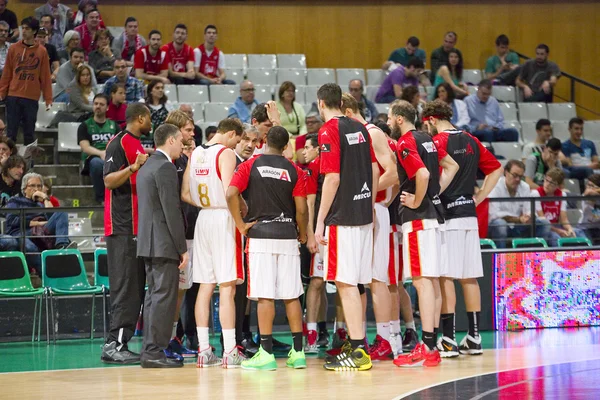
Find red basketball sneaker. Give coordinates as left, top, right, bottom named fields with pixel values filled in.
left=393, top=343, right=441, bottom=367
left=369, top=335, right=393, bottom=361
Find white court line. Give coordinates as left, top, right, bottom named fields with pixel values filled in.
left=0, top=365, right=138, bottom=375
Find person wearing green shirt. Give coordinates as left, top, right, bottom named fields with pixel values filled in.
left=485, top=34, right=520, bottom=84
left=383, top=37, right=429, bottom=86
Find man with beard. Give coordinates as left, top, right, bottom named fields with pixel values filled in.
left=134, top=30, right=170, bottom=84
left=516, top=44, right=560, bottom=103
left=162, top=24, right=196, bottom=85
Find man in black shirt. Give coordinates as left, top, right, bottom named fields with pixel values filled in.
left=0, top=1, right=18, bottom=42
left=35, top=27, right=59, bottom=82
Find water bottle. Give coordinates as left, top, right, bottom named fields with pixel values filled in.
left=213, top=295, right=222, bottom=333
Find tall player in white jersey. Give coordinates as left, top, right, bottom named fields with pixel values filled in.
left=340, top=94, right=399, bottom=359
left=181, top=118, right=245, bottom=368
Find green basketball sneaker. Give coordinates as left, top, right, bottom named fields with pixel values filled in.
left=286, top=348, right=307, bottom=369
left=241, top=346, right=277, bottom=371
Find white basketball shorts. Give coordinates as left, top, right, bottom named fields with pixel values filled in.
left=372, top=203, right=391, bottom=283
left=401, top=219, right=443, bottom=280
left=441, top=217, right=483, bottom=279
left=323, top=224, right=373, bottom=286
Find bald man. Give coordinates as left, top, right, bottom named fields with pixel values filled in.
left=227, top=80, right=260, bottom=123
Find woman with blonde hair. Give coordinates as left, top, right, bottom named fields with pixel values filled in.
left=67, top=64, right=97, bottom=115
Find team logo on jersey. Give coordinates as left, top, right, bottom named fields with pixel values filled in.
left=421, top=141, right=437, bottom=153
left=106, top=157, right=113, bottom=163
left=194, top=167, right=210, bottom=176
left=453, top=143, right=475, bottom=156
left=446, top=195, right=474, bottom=209
left=257, top=166, right=291, bottom=182
left=262, top=212, right=293, bottom=224
left=353, top=182, right=371, bottom=201
left=345, top=131, right=366, bottom=145
left=321, top=143, right=331, bottom=152
left=466, top=143, right=475, bottom=155
left=401, top=149, right=410, bottom=160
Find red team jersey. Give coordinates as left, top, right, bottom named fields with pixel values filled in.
left=134, top=46, right=170, bottom=76
left=536, top=186, right=563, bottom=223
left=161, top=42, right=194, bottom=73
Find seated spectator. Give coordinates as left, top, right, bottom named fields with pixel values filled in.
left=58, top=30, right=81, bottom=65
left=78, top=94, right=118, bottom=204
left=1, top=0, right=19, bottom=41
left=464, top=79, right=519, bottom=142
left=162, top=24, right=196, bottom=85
left=488, top=159, right=549, bottom=248
left=295, top=112, right=323, bottom=166
left=582, top=174, right=600, bottom=244
left=35, top=27, right=60, bottom=82
left=54, top=47, right=97, bottom=102
left=134, top=29, right=170, bottom=84
left=205, top=125, right=217, bottom=142
left=102, top=59, right=144, bottom=103
left=179, top=104, right=203, bottom=146
left=430, top=31, right=463, bottom=82
left=88, top=30, right=115, bottom=84
left=228, top=80, right=259, bottom=123
left=73, top=0, right=105, bottom=30
left=516, top=44, right=560, bottom=103
left=0, top=135, right=16, bottom=168
left=531, top=167, right=587, bottom=246
left=434, top=82, right=470, bottom=130
left=522, top=118, right=552, bottom=160
left=142, top=80, right=174, bottom=131
left=112, top=17, right=146, bottom=64
left=276, top=81, right=307, bottom=137
left=106, top=83, right=127, bottom=127
left=193, top=24, right=235, bottom=85
left=42, top=176, right=59, bottom=207
left=375, top=58, right=423, bottom=104
left=349, top=79, right=378, bottom=123
left=561, top=118, right=598, bottom=188
left=434, top=49, right=468, bottom=98
left=39, top=14, right=64, bottom=51
left=34, top=0, right=72, bottom=38
left=0, top=154, right=25, bottom=207
left=5, top=172, right=75, bottom=274
left=375, top=113, right=387, bottom=124
left=383, top=36, right=427, bottom=69
left=400, top=85, right=425, bottom=122
left=0, top=21, right=10, bottom=76
left=484, top=34, right=520, bottom=85
left=67, top=64, right=97, bottom=116
left=74, top=8, right=104, bottom=56
left=525, top=137, right=562, bottom=189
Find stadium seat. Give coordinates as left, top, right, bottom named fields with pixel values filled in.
left=304, top=85, right=319, bottom=105
left=336, top=69, right=365, bottom=87
left=247, top=68, right=277, bottom=85
left=35, top=102, right=67, bottom=131
left=504, top=121, right=522, bottom=139
left=277, top=54, right=306, bottom=69
left=203, top=103, right=230, bottom=122
left=300, top=103, right=313, bottom=114
left=479, top=239, right=497, bottom=249
left=520, top=121, right=537, bottom=143
left=468, top=86, right=478, bottom=96
left=492, top=86, right=517, bottom=103
left=512, top=238, right=548, bottom=248
left=584, top=120, right=600, bottom=141
left=198, top=121, right=218, bottom=142
left=499, top=102, right=518, bottom=121
left=68, top=218, right=95, bottom=251
left=307, top=69, right=335, bottom=86
left=547, top=103, right=577, bottom=122
left=375, top=103, right=390, bottom=114
left=177, top=85, right=209, bottom=104
left=96, top=84, right=104, bottom=94
left=424, top=86, right=435, bottom=101
left=274, top=84, right=306, bottom=103
left=493, top=142, right=522, bottom=160
left=163, top=84, right=177, bottom=102
left=225, top=68, right=245, bottom=84
left=210, top=85, right=239, bottom=103
left=247, top=54, right=277, bottom=69
left=566, top=209, right=583, bottom=225
left=254, top=85, right=273, bottom=103
left=366, top=69, right=388, bottom=86
left=517, top=102, right=548, bottom=122
left=558, top=237, right=592, bottom=247
left=187, top=103, right=204, bottom=122
left=223, top=54, right=247, bottom=70
left=551, top=121, right=570, bottom=141
left=106, top=26, right=124, bottom=39
left=58, top=122, right=82, bottom=152
left=94, top=248, right=109, bottom=340
left=564, top=179, right=581, bottom=195
left=463, top=69, right=482, bottom=85
left=277, top=68, right=307, bottom=86
left=365, top=86, right=379, bottom=102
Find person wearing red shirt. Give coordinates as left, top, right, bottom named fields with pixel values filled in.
left=162, top=24, right=196, bottom=85
left=193, top=25, right=235, bottom=85
left=106, top=83, right=127, bottom=129
left=134, top=30, right=170, bottom=84
left=73, top=8, right=103, bottom=56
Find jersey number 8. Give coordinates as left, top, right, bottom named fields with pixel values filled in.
left=197, top=183, right=211, bottom=207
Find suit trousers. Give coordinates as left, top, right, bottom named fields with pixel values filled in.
left=141, top=257, right=180, bottom=360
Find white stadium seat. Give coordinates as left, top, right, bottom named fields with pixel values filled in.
left=375, top=103, right=390, bottom=114
left=307, top=69, right=335, bottom=86
left=253, top=85, right=273, bottom=103
left=493, top=142, right=522, bottom=160
left=499, top=102, right=518, bottom=121
left=58, top=122, right=81, bottom=152
left=517, top=102, right=548, bottom=122
left=551, top=121, right=570, bottom=141
left=163, top=84, right=177, bottom=102
left=463, top=69, right=482, bottom=85
left=223, top=54, right=247, bottom=70
left=304, top=85, right=320, bottom=105
left=277, top=68, right=307, bottom=86
left=177, top=85, right=209, bottom=104
left=209, top=85, right=239, bottom=103
left=274, top=84, right=306, bottom=103
left=492, top=86, right=517, bottom=102
left=366, top=69, right=388, bottom=86
left=277, top=54, right=306, bottom=69
left=224, top=68, right=245, bottom=84
left=585, top=120, right=600, bottom=141
left=547, top=103, right=577, bottom=122
left=247, top=68, right=277, bottom=85
left=247, top=54, right=277, bottom=69
left=365, top=86, right=379, bottom=102
left=203, top=103, right=230, bottom=122
left=520, top=121, right=537, bottom=143
left=336, top=68, right=365, bottom=86
left=36, top=102, right=67, bottom=130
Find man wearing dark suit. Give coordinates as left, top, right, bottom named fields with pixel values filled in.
left=136, top=123, right=188, bottom=368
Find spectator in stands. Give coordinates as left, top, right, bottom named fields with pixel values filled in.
left=39, top=14, right=63, bottom=51
left=522, top=118, right=552, bottom=160
left=134, top=29, right=169, bottom=84
left=582, top=174, right=600, bottom=244
left=74, top=8, right=104, bottom=55
left=103, top=58, right=144, bottom=103
left=35, top=0, right=71, bottom=36
left=162, top=24, right=196, bottom=85
left=400, top=85, right=425, bottom=122
left=179, top=104, right=203, bottom=146
left=524, top=137, right=562, bottom=189
left=488, top=159, right=550, bottom=248
left=0, top=154, right=24, bottom=206
left=561, top=117, right=598, bottom=187
left=464, top=79, right=519, bottom=142
left=294, top=111, right=322, bottom=166
left=434, top=49, right=468, bottom=98
left=485, top=34, right=520, bottom=85
left=0, top=136, right=16, bottom=167
left=0, top=21, right=10, bottom=76
left=73, top=0, right=105, bottom=30
left=53, top=47, right=97, bottom=102
left=0, top=17, right=53, bottom=146
left=276, top=81, right=307, bottom=137
left=434, top=82, right=470, bottom=130
left=0, top=0, right=18, bottom=41
left=35, top=28, right=59, bottom=82
left=78, top=93, right=119, bottom=204
left=228, top=80, right=259, bottom=123
left=375, top=58, right=423, bottom=104
left=112, top=17, right=146, bottom=64
left=349, top=79, right=377, bottom=123
left=205, top=125, right=217, bottom=142
left=193, top=24, right=235, bottom=85
left=67, top=64, right=97, bottom=116
left=143, top=80, right=173, bottom=131
left=516, top=44, right=560, bottom=103
left=383, top=36, right=427, bottom=69
left=42, top=176, right=59, bottom=207
left=106, top=83, right=126, bottom=127
left=430, top=31, right=462, bottom=82
left=88, top=29, right=115, bottom=83
left=57, top=30, right=80, bottom=64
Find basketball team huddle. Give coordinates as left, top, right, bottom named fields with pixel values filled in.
left=184, top=82, right=503, bottom=371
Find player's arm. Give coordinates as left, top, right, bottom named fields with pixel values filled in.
left=386, top=184, right=400, bottom=207
left=226, top=160, right=256, bottom=235
left=474, top=166, right=503, bottom=206
left=372, top=161, right=380, bottom=207
left=438, top=154, right=459, bottom=194
left=370, top=128, right=397, bottom=191
left=402, top=167, right=429, bottom=209
left=180, top=161, right=195, bottom=206
left=104, top=150, right=148, bottom=190
left=295, top=195, right=308, bottom=244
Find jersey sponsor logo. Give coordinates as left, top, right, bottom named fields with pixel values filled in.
left=194, top=167, right=210, bottom=176
left=421, top=141, right=437, bottom=153
left=446, top=195, right=474, bottom=209
left=257, top=166, right=291, bottom=182
left=401, top=148, right=410, bottom=160
left=262, top=212, right=293, bottom=224
left=106, top=156, right=114, bottom=163
left=91, top=133, right=116, bottom=142
left=453, top=143, right=475, bottom=156
left=353, top=182, right=372, bottom=201
left=345, top=131, right=366, bottom=145
left=321, top=143, right=331, bottom=152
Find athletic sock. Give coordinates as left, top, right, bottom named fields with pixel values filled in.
left=441, top=313, right=455, bottom=341
left=242, top=314, right=251, bottom=334
left=350, top=338, right=365, bottom=350
left=405, top=320, right=416, bottom=331
left=335, top=321, right=346, bottom=331
left=223, top=329, right=236, bottom=352
left=422, top=331, right=435, bottom=351
left=318, top=321, right=327, bottom=333
left=307, top=322, right=317, bottom=332
left=433, top=327, right=439, bottom=343
left=376, top=322, right=390, bottom=341
left=171, top=322, right=178, bottom=339
left=468, top=311, right=481, bottom=338
left=390, top=320, right=401, bottom=335
left=260, top=334, right=273, bottom=354
left=292, top=332, right=303, bottom=352
left=197, top=327, right=209, bottom=350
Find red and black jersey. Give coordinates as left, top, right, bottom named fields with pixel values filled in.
left=433, top=130, right=500, bottom=220
left=306, top=155, right=323, bottom=226
left=230, top=154, right=306, bottom=240
left=396, top=130, right=445, bottom=224
left=134, top=46, right=169, bottom=76
left=103, top=131, right=145, bottom=236
left=319, top=116, right=376, bottom=226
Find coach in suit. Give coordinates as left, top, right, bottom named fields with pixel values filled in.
left=137, top=123, right=188, bottom=368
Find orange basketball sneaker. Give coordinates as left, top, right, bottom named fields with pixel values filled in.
left=393, top=343, right=441, bottom=367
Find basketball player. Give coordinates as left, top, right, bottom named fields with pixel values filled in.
left=227, top=126, right=309, bottom=371
left=252, top=101, right=293, bottom=159
left=181, top=118, right=244, bottom=368
left=421, top=100, right=502, bottom=357
left=315, top=83, right=379, bottom=371
left=340, top=93, right=398, bottom=361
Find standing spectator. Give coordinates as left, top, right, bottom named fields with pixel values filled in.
left=524, top=137, right=562, bottom=189
left=67, top=64, right=97, bottom=117
left=434, top=82, right=470, bottom=130
left=39, top=14, right=63, bottom=52
left=73, top=0, right=105, bottom=30
left=162, top=24, right=196, bottom=85
left=143, top=80, right=173, bottom=131
left=516, top=44, right=560, bottom=103
left=35, top=0, right=72, bottom=36
left=464, top=79, right=519, bottom=142
left=179, top=103, right=203, bottom=146
left=88, top=29, right=115, bottom=84
left=561, top=117, right=598, bottom=188
left=0, top=154, right=24, bottom=206
left=106, top=83, right=127, bottom=127
left=434, top=49, right=468, bottom=98
left=485, top=34, right=520, bottom=84
left=276, top=81, right=307, bottom=137
left=294, top=112, right=322, bottom=166
left=349, top=79, right=378, bottom=123
left=193, top=24, right=235, bottom=85
left=375, top=58, right=423, bottom=104
left=57, top=30, right=80, bottom=64
left=134, top=30, right=170, bottom=84
left=0, top=21, right=10, bottom=75
left=35, top=27, right=59, bottom=82
left=522, top=118, right=552, bottom=160
left=383, top=36, right=427, bottom=69
left=582, top=174, right=600, bottom=244
left=112, top=17, right=146, bottom=63
left=228, top=80, right=259, bottom=123
left=53, top=47, right=97, bottom=102
left=0, top=17, right=53, bottom=145
left=0, top=0, right=18, bottom=41
left=103, top=58, right=144, bottom=103
left=430, top=31, right=463, bottom=82
left=74, top=8, right=103, bottom=56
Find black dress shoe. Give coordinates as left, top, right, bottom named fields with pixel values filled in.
left=141, top=357, right=184, bottom=368
left=239, top=337, right=259, bottom=358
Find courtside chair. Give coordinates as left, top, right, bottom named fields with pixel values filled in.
left=306, top=69, right=335, bottom=86
left=463, top=69, right=482, bottom=85
left=247, top=54, right=277, bottom=69
left=276, top=54, right=306, bottom=69
left=0, top=251, right=45, bottom=342
left=517, top=102, right=548, bottom=122
left=41, top=249, right=103, bottom=344
left=547, top=103, right=577, bottom=122
left=499, top=102, right=518, bottom=121
left=492, top=86, right=517, bottom=103
left=558, top=237, right=592, bottom=247
left=209, top=85, right=239, bottom=104
left=177, top=85, right=210, bottom=104
left=336, top=68, right=365, bottom=87
left=94, top=248, right=109, bottom=340
left=512, top=238, right=548, bottom=249
left=246, top=68, right=277, bottom=85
